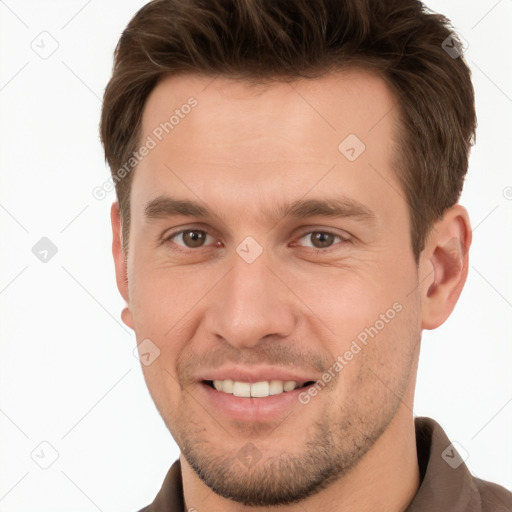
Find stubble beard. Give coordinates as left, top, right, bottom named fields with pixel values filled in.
left=175, top=389, right=401, bottom=507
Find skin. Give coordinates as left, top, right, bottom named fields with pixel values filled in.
left=111, top=69, right=472, bottom=511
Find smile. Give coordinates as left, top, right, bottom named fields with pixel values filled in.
left=206, top=379, right=316, bottom=398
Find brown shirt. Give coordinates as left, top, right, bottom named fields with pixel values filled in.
left=138, top=417, right=512, bottom=511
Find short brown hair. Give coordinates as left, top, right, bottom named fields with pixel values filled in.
left=100, top=0, right=476, bottom=261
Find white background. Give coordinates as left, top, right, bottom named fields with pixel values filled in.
left=0, top=1, right=511, bottom=511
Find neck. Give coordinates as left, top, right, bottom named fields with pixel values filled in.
left=181, top=405, right=420, bottom=512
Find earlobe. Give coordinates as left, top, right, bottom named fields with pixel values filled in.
left=121, top=306, right=134, bottom=330
left=111, top=202, right=134, bottom=329
left=420, top=204, right=472, bottom=330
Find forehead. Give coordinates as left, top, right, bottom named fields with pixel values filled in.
left=140, top=68, right=397, bottom=162
left=132, top=69, right=403, bottom=224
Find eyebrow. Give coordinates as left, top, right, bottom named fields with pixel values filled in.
left=144, top=195, right=376, bottom=225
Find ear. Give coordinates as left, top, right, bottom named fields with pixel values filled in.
left=111, top=202, right=134, bottom=329
left=419, top=204, right=472, bottom=330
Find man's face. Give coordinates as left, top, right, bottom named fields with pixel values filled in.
left=121, top=70, right=424, bottom=506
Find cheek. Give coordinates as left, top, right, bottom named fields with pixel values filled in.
left=360, top=292, right=420, bottom=384
left=329, top=297, right=421, bottom=420
left=310, top=259, right=420, bottom=385
left=127, top=267, right=191, bottom=398
left=139, top=359, right=183, bottom=441
left=128, top=257, right=208, bottom=336
left=286, top=259, right=410, bottom=335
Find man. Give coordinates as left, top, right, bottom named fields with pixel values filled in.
left=100, top=0, right=512, bottom=510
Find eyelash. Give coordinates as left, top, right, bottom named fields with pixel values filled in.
left=162, top=228, right=351, bottom=254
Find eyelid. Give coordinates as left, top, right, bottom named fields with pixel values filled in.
left=162, top=225, right=352, bottom=253
left=161, top=223, right=219, bottom=242
left=291, top=228, right=352, bottom=250
left=294, top=227, right=351, bottom=241
left=162, top=227, right=217, bottom=248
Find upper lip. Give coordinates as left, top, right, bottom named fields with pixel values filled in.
left=197, top=365, right=319, bottom=384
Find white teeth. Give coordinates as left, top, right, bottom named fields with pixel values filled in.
left=232, top=381, right=251, bottom=397
left=210, top=379, right=302, bottom=397
left=222, top=379, right=234, bottom=393
left=250, top=381, right=269, bottom=397
left=283, top=381, right=297, bottom=392
left=269, top=380, right=284, bottom=395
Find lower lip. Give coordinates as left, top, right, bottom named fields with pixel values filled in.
left=198, top=382, right=314, bottom=422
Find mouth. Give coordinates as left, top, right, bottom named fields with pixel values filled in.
left=203, top=379, right=317, bottom=398
left=197, top=377, right=319, bottom=422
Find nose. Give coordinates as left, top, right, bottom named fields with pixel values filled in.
left=202, top=248, right=298, bottom=349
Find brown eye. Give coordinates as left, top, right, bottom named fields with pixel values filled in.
left=308, top=232, right=337, bottom=249
left=296, top=231, right=344, bottom=250
left=180, top=230, right=207, bottom=248
left=166, top=229, right=213, bottom=249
